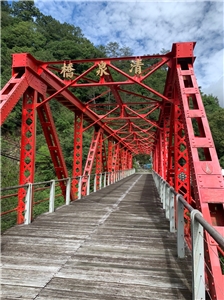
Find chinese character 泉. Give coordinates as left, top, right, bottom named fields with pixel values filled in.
left=96, top=61, right=109, bottom=77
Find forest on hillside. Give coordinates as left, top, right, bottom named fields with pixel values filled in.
left=1, top=0, right=224, bottom=191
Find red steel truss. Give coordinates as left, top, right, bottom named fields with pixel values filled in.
left=0, top=42, right=223, bottom=299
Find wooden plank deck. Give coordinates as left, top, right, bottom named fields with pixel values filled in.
left=1, top=174, right=192, bottom=299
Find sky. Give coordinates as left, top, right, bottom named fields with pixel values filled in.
left=33, top=0, right=224, bottom=107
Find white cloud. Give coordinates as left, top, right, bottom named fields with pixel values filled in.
left=204, top=75, right=224, bottom=107
left=34, top=0, right=224, bottom=104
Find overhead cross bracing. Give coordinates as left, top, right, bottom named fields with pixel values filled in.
left=1, top=46, right=170, bottom=155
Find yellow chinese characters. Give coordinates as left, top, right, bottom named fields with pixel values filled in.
left=60, top=63, right=75, bottom=79
left=129, top=59, right=144, bottom=75
left=96, top=61, right=109, bottom=77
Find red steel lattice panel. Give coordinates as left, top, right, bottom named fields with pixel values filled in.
left=18, top=88, right=37, bottom=224
left=72, top=111, right=83, bottom=198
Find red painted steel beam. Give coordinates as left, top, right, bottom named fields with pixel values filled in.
left=176, top=62, right=224, bottom=299
left=0, top=75, right=29, bottom=126
left=32, top=54, right=169, bottom=66
left=39, top=68, right=136, bottom=153
left=18, top=88, right=37, bottom=223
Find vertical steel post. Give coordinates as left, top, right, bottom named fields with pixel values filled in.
left=95, top=133, right=103, bottom=190
left=72, top=111, right=83, bottom=199
left=18, top=88, right=37, bottom=224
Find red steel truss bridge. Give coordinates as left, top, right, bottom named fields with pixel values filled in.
left=1, top=42, right=224, bottom=299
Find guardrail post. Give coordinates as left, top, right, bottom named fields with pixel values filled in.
left=99, top=173, right=102, bottom=189
left=162, top=181, right=166, bottom=209
left=159, top=178, right=163, bottom=204
left=191, top=210, right=205, bottom=300
left=177, top=194, right=185, bottom=258
left=66, top=178, right=71, bottom=205
left=107, top=172, right=110, bottom=186
left=165, top=185, right=170, bottom=219
left=152, top=172, right=157, bottom=188
left=24, top=183, right=32, bottom=225
left=156, top=173, right=159, bottom=190
left=104, top=173, right=107, bottom=187
left=169, top=190, right=176, bottom=233
left=49, top=180, right=55, bottom=213
left=78, top=176, right=82, bottom=199
left=87, top=176, right=90, bottom=195
left=94, top=174, right=97, bottom=192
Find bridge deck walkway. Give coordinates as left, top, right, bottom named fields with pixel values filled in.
left=1, top=173, right=192, bottom=300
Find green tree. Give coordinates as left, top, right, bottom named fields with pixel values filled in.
left=201, top=92, right=220, bottom=114
left=201, top=93, right=224, bottom=167
left=2, top=21, right=46, bottom=51
left=207, top=108, right=224, bottom=168
left=11, top=0, right=40, bottom=22
left=104, top=42, right=133, bottom=57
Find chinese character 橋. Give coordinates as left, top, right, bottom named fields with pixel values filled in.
left=60, top=63, right=75, bottom=79
left=96, top=61, right=109, bottom=77
left=129, top=59, right=144, bottom=75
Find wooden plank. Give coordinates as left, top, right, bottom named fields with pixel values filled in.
left=1, top=174, right=192, bottom=299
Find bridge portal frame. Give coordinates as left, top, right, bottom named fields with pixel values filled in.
left=0, top=42, right=223, bottom=299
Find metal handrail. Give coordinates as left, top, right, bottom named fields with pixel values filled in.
left=155, top=174, right=224, bottom=251
left=152, top=170, right=224, bottom=300
left=1, top=168, right=136, bottom=223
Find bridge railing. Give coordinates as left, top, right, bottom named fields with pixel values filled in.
left=1, top=168, right=135, bottom=231
left=152, top=171, right=224, bottom=300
